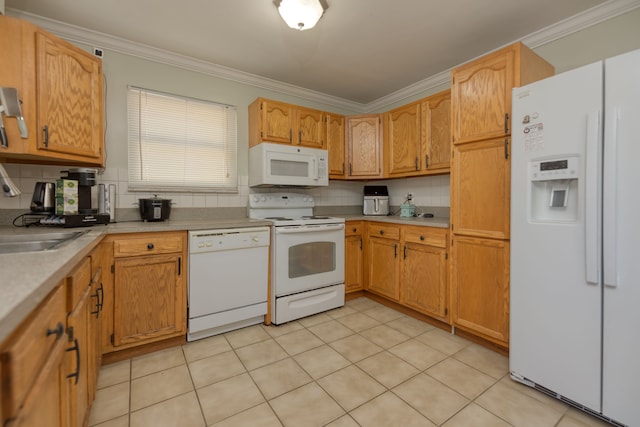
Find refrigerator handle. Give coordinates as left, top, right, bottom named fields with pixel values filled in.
left=585, top=110, right=601, bottom=286
left=603, top=108, right=619, bottom=288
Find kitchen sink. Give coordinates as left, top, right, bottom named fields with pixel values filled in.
left=0, top=231, right=86, bottom=254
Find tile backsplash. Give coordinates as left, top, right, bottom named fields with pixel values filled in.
left=0, top=164, right=450, bottom=212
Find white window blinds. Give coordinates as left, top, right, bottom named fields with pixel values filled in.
left=127, top=86, right=237, bottom=192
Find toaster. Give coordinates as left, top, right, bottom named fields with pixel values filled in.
left=363, top=185, right=389, bottom=216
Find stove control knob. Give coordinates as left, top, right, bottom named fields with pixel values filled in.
left=260, top=196, right=267, bottom=202
left=252, top=196, right=259, bottom=202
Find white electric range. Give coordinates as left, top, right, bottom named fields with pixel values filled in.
left=249, top=193, right=345, bottom=324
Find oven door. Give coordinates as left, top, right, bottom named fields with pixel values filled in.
left=273, top=223, right=345, bottom=296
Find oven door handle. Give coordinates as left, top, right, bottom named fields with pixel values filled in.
left=275, top=224, right=345, bottom=234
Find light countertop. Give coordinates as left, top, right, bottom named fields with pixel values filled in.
left=0, top=214, right=447, bottom=343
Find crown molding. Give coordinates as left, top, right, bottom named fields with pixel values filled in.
left=369, top=0, right=640, bottom=110
left=7, top=0, right=640, bottom=113
left=6, top=8, right=366, bottom=113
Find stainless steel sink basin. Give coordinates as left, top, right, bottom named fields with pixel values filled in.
left=0, top=231, right=86, bottom=254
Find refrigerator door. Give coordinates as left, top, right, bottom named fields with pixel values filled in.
left=510, top=62, right=603, bottom=411
left=602, top=49, right=640, bottom=426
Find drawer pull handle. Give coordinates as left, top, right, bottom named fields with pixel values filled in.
left=66, top=339, right=80, bottom=385
left=46, top=322, right=64, bottom=338
left=147, top=243, right=154, bottom=250
left=420, top=235, right=425, bottom=241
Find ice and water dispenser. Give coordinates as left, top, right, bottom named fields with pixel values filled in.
left=528, top=155, right=579, bottom=222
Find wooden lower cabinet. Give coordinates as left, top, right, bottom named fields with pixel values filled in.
left=107, top=232, right=187, bottom=351
left=451, top=235, right=510, bottom=345
left=353, top=222, right=449, bottom=324
left=66, top=286, right=90, bottom=427
left=345, top=221, right=364, bottom=293
left=399, top=225, right=449, bottom=322
left=1, top=284, right=68, bottom=426
left=9, top=338, right=68, bottom=427
left=365, top=223, right=401, bottom=301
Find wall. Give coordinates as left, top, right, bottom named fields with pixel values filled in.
left=1, top=8, right=639, bottom=218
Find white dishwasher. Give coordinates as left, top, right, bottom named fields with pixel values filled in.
left=187, top=227, right=270, bottom=341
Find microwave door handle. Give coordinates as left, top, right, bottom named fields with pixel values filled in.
left=276, top=224, right=345, bottom=234
left=374, top=198, right=379, bottom=213
left=312, top=157, right=319, bottom=180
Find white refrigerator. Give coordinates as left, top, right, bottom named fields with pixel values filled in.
left=510, top=48, right=640, bottom=426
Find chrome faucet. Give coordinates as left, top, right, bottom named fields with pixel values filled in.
left=0, top=163, right=21, bottom=197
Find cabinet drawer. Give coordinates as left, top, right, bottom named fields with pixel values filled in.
left=345, top=221, right=363, bottom=236
left=1, top=283, right=66, bottom=419
left=113, top=234, right=183, bottom=257
left=368, top=223, right=400, bottom=240
left=67, top=257, right=91, bottom=311
left=403, top=226, right=447, bottom=248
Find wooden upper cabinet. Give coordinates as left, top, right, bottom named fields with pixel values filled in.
left=296, top=106, right=325, bottom=148
left=327, top=113, right=346, bottom=178
left=0, top=16, right=104, bottom=166
left=36, top=31, right=103, bottom=160
left=451, top=42, right=554, bottom=144
left=451, top=137, right=511, bottom=239
left=255, top=99, right=294, bottom=144
left=248, top=98, right=326, bottom=148
left=421, top=90, right=451, bottom=171
left=385, top=101, right=421, bottom=176
left=346, top=114, right=382, bottom=178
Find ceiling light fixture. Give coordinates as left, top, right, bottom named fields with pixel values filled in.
left=274, top=0, right=327, bottom=31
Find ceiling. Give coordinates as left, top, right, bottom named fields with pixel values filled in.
left=6, top=0, right=612, bottom=105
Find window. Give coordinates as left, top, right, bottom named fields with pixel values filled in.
left=127, top=86, right=237, bottom=192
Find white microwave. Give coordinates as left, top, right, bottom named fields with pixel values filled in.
left=249, top=142, right=329, bottom=187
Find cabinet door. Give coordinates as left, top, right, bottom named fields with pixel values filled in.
left=66, top=288, right=90, bottom=427
left=261, top=100, right=294, bottom=144
left=296, top=107, right=325, bottom=148
left=451, top=236, right=509, bottom=345
left=367, top=237, right=400, bottom=301
left=451, top=48, right=514, bottom=144
left=346, top=115, right=382, bottom=178
left=401, top=242, right=447, bottom=320
left=345, top=234, right=363, bottom=293
left=451, top=138, right=510, bottom=239
left=36, top=30, right=103, bottom=160
left=9, top=340, right=67, bottom=427
left=327, top=113, right=346, bottom=178
left=86, top=266, right=103, bottom=404
left=113, top=254, right=184, bottom=346
left=385, top=102, right=421, bottom=176
left=422, top=90, right=451, bottom=171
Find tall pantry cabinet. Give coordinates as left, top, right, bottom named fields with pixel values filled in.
left=450, top=42, right=553, bottom=347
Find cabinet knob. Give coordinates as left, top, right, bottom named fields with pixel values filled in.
left=352, top=227, right=357, bottom=232
left=147, top=243, right=154, bottom=250
left=380, top=230, right=384, bottom=235
left=420, top=235, right=425, bottom=241
left=46, top=322, right=64, bottom=338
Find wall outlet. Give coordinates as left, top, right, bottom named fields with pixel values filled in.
left=93, top=47, right=104, bottom=58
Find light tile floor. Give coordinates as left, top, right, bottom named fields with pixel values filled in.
left=89, top=297, right=612, bottom=427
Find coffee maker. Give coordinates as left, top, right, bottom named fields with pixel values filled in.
left=41, top=168, right=110, bottom=227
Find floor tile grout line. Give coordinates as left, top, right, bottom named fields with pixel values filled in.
left=92, top=298, right=531, bottom=427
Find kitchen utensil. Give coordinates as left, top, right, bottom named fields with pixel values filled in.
left=31, top=182, right=56, bottom=212
left=0, top=163, right=21, bottom=197
left=0, top=87, right=28, bottom=138
left=139, top=195, right=172, bottom=221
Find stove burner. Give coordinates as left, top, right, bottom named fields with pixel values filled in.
left=265, top=217, right=293, bottom=221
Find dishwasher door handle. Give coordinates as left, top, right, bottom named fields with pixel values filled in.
left=275, top=224, right=345, bottom=234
